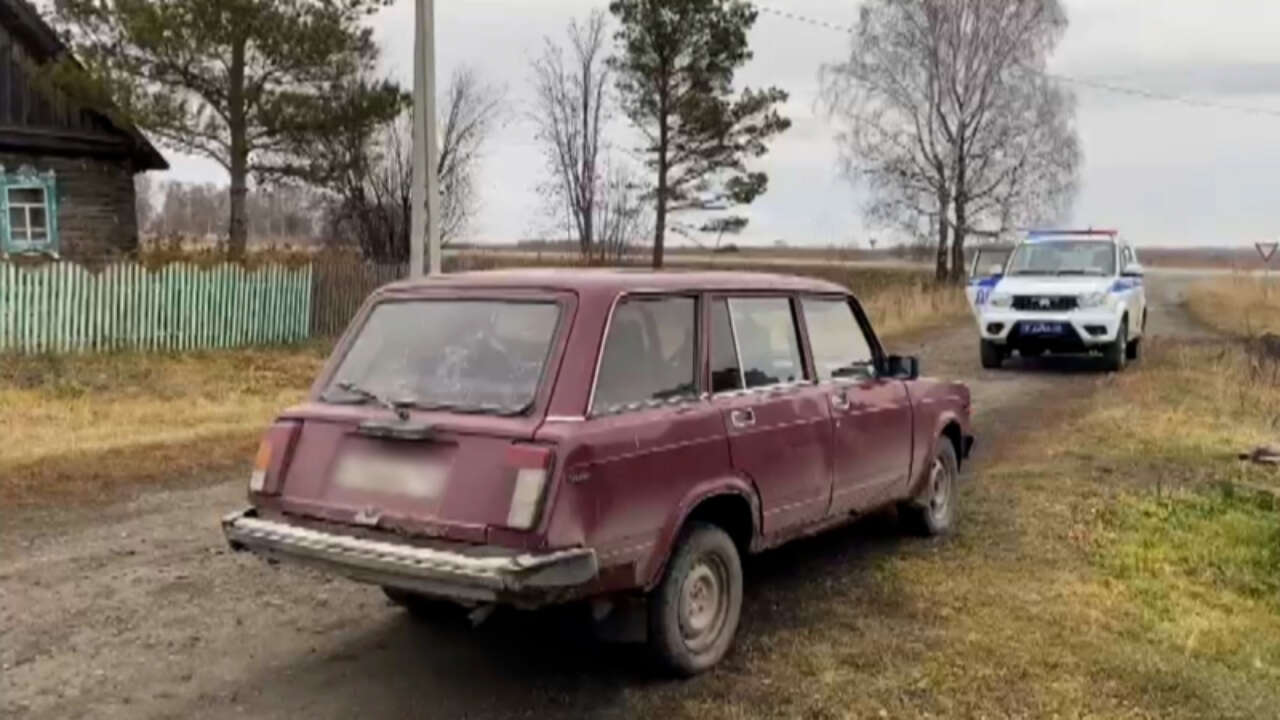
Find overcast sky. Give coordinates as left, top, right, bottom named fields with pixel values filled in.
left=162, top=1, right=1280, bottom=249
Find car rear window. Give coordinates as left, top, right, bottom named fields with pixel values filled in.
left=592, top=296, right=697, bottom=414
left=324, top=300, right=561, bottom=414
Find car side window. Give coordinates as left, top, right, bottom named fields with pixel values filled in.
left=726, top=297, right=807, bottom=389
left=592, top=296, right=697, bottom=414
left=802, top=298, right=875, bottom=381
left=1121, top=245, right=1134, bottom=270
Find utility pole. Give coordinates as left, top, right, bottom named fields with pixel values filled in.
left=410, top=0, right=442, bottom=278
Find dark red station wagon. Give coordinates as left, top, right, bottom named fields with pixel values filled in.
left=223, top=269, right=974, bottom=675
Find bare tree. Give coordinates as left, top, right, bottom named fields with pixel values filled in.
left=531, top=11, right=612, bottom=258
left=595, top=163, right=652, bottom=261
left=821, top=0, right=1080, bottom=282
left=323, top=67, right=505, bottom=261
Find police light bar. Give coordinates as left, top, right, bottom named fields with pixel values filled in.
left=1026, top=228, right=1118, bottom=237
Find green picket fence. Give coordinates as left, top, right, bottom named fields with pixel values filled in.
left=0, top=261, right=313, bottom=354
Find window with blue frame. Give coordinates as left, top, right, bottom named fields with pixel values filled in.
left=0, top=166, right=59, bottom=256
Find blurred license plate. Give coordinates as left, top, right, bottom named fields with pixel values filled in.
left=332, top=453, right=446, bottom=498
left=1022, top=322, right=1065, bottom=335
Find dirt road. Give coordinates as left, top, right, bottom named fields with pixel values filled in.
left=0, top=276, right=1215, bottom=720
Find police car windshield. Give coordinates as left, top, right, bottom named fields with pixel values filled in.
left=1007, top=240, right=1115, bottom=276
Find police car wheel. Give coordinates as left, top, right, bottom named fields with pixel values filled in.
left=1126, top=336, right=1141, bottom=361
left=1104, top=319, right=1128, bottom=372
left=980, top=340, right=1004, bottom=369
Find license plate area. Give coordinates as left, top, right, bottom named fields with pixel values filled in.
left=1020, top=322, right=1067, bottom=336
left=331, top=437, right=455, bottom=499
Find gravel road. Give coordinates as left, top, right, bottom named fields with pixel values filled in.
left=0, top=275, right=1216, bottom=720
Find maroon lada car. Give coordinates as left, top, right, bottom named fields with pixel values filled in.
left=223, top=269, right=973, bottom=675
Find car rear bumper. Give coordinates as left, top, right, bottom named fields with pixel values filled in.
left=222, top=509, right=598, bottom=604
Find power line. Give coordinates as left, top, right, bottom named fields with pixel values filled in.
left=1040, top=72, right=1280, bottom=119
left=754, top=3, right=1280, bottom=120
left=757, top=5, right=854, bottom=34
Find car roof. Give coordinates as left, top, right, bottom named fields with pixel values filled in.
left=381, top=268, right=850, bottom=295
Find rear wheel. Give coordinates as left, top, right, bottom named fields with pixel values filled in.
left=900, top=439, right=959, bottom=536
left=980, top=340, right=1004, bottom=369
left=648, top=522, right=743, bottom=676
left=382, top=587, right=468, bottom=624
left=1104, top=318, right=1129, bottom=372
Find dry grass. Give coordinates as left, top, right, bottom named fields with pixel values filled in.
left=861, top=280, right=968, bottom=339
left=0, top=344, right=327, bottom=507
left=626, top=339, right=1280, bottom=719
left=1187, top=274, right=1280, bottom=337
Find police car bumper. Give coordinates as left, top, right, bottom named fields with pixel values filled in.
left=977, top=309, right=1122, bottom=347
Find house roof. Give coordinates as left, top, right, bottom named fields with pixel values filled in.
left=0, top=0, right=168, bottom=171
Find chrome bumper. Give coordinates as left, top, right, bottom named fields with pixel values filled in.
left=222, top=509, right=598, bottom=603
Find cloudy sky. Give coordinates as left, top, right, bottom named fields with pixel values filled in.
left=163, top=1, right=1280, bottom=249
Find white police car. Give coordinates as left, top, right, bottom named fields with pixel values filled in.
left=968, top=230, right=1146, bottom=371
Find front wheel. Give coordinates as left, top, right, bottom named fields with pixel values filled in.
left=1126, top=336, right=1142, bottom=361
left=980, top=340, right=1004, bottom=369
left=1103, top=318, right=1129, bottom=372
left=900, top=439, right=959, bottom=536
left=648, top=523, right=743, bottom=676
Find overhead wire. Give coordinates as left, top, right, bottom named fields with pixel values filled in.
left=755, top=3, right=1280, bottom=119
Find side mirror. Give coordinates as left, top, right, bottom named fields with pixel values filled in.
left=986, top=263, right=1005, bottom=277
left=1121, top=263, right=1144, bottom=278
left=886, top=355, right=920, bottom=380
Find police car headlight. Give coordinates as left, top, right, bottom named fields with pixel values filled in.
left=1078, top=291, right=1109, bottom=308
left=988, top=292, right=1013, bottom=308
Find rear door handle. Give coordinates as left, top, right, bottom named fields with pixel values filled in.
left=830, top=391, right=851, bottom=411
left=730, top=408, right=756, bottom=428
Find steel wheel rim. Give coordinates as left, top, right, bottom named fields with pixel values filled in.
left=678, top=553, right=730, bottom=654
left=928, top=457, right=952, bottom=522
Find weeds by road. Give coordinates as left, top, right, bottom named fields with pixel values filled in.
left=0, top=345, right=326, bottom=508
left=1187, top=274, right=1280, bottom=336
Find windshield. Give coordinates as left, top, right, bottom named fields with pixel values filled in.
left=323, top=300, right=561, bottom=414
left=1007, top=240, right=1116, bottom=276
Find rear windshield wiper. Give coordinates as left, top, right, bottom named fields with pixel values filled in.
left=413, top=400, right=533, bottom=417
left=324, top=381, right=415, bottom=420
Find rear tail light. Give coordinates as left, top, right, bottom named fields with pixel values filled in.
left=249, top=439, right=272, bottom=493
left=249, top=421, right=301, bottom=497
left=505, top=444, right=553, bottom=530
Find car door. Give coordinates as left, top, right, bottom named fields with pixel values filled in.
left=569, top=294, right=732, bottom=576
left=707, top=295, right=834, bottom=535
left=800, top=295, right=913, bottom=514
left=967, top=246, right=1013, bottom=313
left=1119, top=243, right=1146, bottom=333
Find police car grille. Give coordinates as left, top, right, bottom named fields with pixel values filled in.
left=1012, top=295, right=1078, bottom=311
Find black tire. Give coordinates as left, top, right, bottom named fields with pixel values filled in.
left=382, top=586, right=468, bottom=624
left=900, top=439, right=959, bottom=536
left=980, top=340, right=1004, bottom=369
left=648, top=522, right=743, bottom=676
left=1103, top=318, right=1129, bottom=372
left=1126, top=336, right=1141, bottom=361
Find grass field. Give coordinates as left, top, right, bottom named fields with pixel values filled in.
left=1187, top=275, right=1280, bottom=337
left=631, top=338, right=1280, bottom=719
left=0, top=345, right=328, bottom=508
